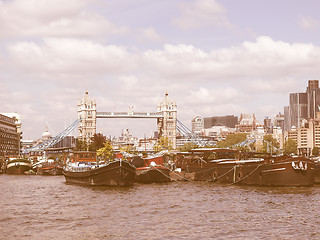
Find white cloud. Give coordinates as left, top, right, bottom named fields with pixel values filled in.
left=186, top=87, right=242, bottom=105
left=118, top=75, right=139, bottom=90
left=4, top=36, right=320, bottom=94
left=143, top=36, right=320, bottom=85
left=0, top=0, right=128, bottom=39
left=137, top=27, right=163, bottom=42
left=173, top=0, right=232, bottom=29
left=6, top=38, right=136, bottom=76
left=299, top=16, right=320, bottom=30
left=2, top=36, right=320, bottom=138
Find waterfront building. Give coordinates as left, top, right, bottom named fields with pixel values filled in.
left=203, top=126, right=235, bottom=141
left=21, top=139, right=34, bottom=150
left=0, top=113, right=20, bottom=159
left=291, top=113, right=320, bottom=156
left=286, top=126, right=298, bottom=143
left=236, top=114, right=259, bottom=132
left=297, top=120, right=313, bottom=156
left=273, top=127, right=284, bottom=150
left=204, top=115, right=238, bottom=129
left=78, top=91, right=97, bottom=144
left=191, top=116, right=204, bottom=135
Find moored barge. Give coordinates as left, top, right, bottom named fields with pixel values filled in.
left=62, top=151, right=136, bottom=186
left=176, top=148, right=315, bottom=186
left=131, top=154, right=171, bottom=183
left=35, top=160, right=63, bottom=175
left=5, top=158, right=32, bottom=174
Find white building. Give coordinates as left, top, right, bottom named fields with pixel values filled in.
left=204, top=126, right=235, bottom=141
left=191, top=116, right=204, bottom=135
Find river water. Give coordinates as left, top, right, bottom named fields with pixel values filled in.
left=1, top=174, right=320, bottom=240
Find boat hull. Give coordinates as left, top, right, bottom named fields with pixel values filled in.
left=177, top=156, right=315, bottom=187
left=37, top=166, right=63, bottom=175
left=314, top=162, right=320, bottom=184
left=6, top=159, right=32, bottom=174
left=63, top=160, right=136, bottom=186
left=259, top=160, right=314, bottom=186
left=136, top=166, right=171, bottom=183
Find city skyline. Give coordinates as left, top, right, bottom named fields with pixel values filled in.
left=1, top=0, right=320, bottom=140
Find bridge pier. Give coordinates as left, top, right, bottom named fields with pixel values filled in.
left=77, top=91, right=177, bottom=149
left=77, top=91, right=97, bottom=144
left=157, top=91, right=177, bottom=149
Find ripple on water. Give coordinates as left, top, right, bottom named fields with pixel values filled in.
left=1, top=175, right=320, bottom=239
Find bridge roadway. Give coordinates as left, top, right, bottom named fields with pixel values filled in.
left=96, top=112, right=163, bottom=119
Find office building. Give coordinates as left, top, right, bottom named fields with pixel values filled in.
left=0, top=113, right=20, bottom=158
left=284, top=106, right=291, bottom=132
left=204, top=115, right=238, bottom=129
left=289, top=80, right=320, bottom=129
left=264, top=117, right=273, bottom=134
left=274, top=113, right=285, bottom=132
left=289, top=92, right=308, bottom=129
left=307, top=80, right=320, bottom=119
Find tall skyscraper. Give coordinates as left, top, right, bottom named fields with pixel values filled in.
left=288, top=80, right=320, bottom=130
left=289, top=92, right=308, bottom=129
left=264, top=117, right=273, bottom=133
left=306, top=80, right=320, bottom=119
left=284, top=106, right=291, bottom=132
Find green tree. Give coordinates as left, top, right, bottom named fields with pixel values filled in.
left=97, top=141, right=114, bottom=161
left=153, top=137, right=173, bottom=152
left=120, top=144, right=138, bottom=155
left=89, top=133, right=107, bottom=151
left=216, top=133, right=248, bottom=148
left=312, top=147, right=319, bottom=156
left=76, top=138, right=88, bottom=151
left=284, top=138, right=297, bottom=155
left=179, top=142, right=199, bottom=152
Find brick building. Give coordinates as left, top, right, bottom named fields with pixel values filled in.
left=0, top=113, right=20, bottom=158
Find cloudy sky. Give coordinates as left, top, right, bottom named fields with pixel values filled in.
left=1, top=0, right=320, bottom=140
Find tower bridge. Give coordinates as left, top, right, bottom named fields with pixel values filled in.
left=23, top=91, right=207, bottom=154
left=78, top=91, right=177, bottom=149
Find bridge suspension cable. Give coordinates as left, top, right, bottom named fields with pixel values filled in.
left=22, top=119, right=81, bottom=154
left=176, top=119, right=209, bottom=147
left=229, top=138, right=280, bottom=153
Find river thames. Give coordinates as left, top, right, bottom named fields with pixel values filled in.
left=1, top=174, right=320, bottom=240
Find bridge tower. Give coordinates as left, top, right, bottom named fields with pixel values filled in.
left=157, top=91, right=177, bottom=149
left=77, top=91, right=96, bottom=143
